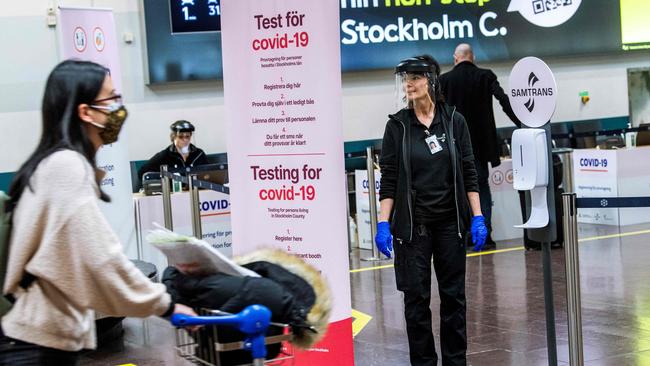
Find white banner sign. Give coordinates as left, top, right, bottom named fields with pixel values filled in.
left=221, top=0, right=353, bottom=364
left=134, top=192, right=232, bottom=274
left=354, top=170, right=380, bottom=250
left=58, top=7, right=137, bottom=256
left=572, top=149, right=619, bottom=225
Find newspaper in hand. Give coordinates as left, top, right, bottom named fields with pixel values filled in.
left=146, top=225, right=260, bottom=277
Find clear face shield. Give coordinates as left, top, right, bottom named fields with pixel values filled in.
left=395, top=71, right=435, bottom=111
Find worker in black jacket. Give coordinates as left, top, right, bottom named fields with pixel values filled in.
left=138, top=120, right=208, bottom=186
left=439, top=43, right=521, bottom=250
left=375, top=55, right=487, bottom=366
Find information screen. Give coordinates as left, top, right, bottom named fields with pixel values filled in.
left=146, top=0, right=645, bottom=83
left=339, top=0, right=624, bottom=71
left=620, top=0, right=650, bottom=51
left=169, top=0, right=221, bottom=33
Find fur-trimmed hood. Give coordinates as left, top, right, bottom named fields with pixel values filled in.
left=235, top=248, right=332, bottom=349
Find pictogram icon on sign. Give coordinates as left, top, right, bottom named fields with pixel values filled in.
left=73, top=27, right=87, bottom=52
left=93, top=27, right=105, bottom=52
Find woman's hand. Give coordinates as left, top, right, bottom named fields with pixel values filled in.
left=375, top=221, right=393, bottom=259
left=173, top=303, right=197, bottom=317
left=173, top=303, right=201, bottom=331
left=471, top=215, right=488, bottom=251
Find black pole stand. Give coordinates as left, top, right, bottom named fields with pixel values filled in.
left=542, top=241, right=558, bottom=366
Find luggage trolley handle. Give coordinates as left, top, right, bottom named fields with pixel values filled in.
left=171, top=304, right=272, bottom=361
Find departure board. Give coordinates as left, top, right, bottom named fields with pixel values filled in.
left=170, top=0, right=221, bottom=33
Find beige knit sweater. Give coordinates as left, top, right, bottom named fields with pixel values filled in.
left=2, top=150, right=171, bottom=351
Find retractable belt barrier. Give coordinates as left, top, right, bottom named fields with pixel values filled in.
left=562, top=193, right=650, bottom=366
left=575, top=197, right=650, bottom=209
left=343, top=126, right=650, bottom=160
left=159, top=165, right=230, bottom=240
left=503, top=125, right=650, bottom=144
left=550, top=125, right=650, bottom=140
left=160, top=170, right=230, bottom=195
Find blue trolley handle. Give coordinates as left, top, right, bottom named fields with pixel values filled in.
left=171, top=304, right=272, bottom=360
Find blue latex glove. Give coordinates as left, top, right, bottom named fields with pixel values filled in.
left=375, top=221, right=393, bottom=259
left=471, top=215, right=488, bottom=251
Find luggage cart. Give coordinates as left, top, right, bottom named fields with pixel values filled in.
left=172, top=305, right=294, bottom=366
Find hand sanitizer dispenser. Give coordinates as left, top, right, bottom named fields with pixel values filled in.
left=512, top=128, right=549, bottom=228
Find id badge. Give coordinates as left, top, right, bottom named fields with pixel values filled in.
left=425, top=134, right=443, bottom=155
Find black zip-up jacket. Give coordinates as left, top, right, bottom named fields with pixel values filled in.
left=138, top=143, right=208, bottom=181
left=379, top=104, right=479, bottom=243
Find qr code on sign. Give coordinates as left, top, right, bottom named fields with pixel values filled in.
left=533, top=0, right=573, bottom=14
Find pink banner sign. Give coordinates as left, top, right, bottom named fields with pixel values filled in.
left=58, top=7, right=137, bottom=258
left=221, top=1, right=353, bottom=364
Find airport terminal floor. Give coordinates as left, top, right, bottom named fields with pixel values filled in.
left=78, top=222, right=650, bottom=366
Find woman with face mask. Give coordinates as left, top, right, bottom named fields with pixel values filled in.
left=1, top=60, right=196, bottom=365
left=138, top=120, right=209, bottom=187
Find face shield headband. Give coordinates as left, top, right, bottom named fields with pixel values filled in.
left=395, top=58, right=437, bottom=110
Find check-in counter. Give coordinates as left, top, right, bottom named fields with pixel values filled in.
left=490, top=146, right=650, bottom=240
left=572, top=145, right=650, bottom=225
left=488, top=159, right=523, bottom=241
left=133, top=189, right=231, bottom=273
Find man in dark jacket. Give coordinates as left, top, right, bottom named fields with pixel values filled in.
left=138, top=120, right=208, bottom=187
left=439, top=43, right=521, bottom=249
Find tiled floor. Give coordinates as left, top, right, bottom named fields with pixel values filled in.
left=80, top=223, right=650, bottom=365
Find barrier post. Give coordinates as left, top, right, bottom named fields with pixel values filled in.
left=362, top=146, right=384, bottom=261
left=345, top=172, right=353, bottom=254
left=542, top=240, right=558, bottom=366
left=564, top=151, right=574, bottom=193
left=556, top=148, right=574, bottom=193
left=160, top=165, right=173, bottom=230
left=188, top=174, right=202, bottom=239
left=563, top=193, right=584, bottom=366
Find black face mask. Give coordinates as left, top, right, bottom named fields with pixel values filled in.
left=89, top=104, right=128, bottom=145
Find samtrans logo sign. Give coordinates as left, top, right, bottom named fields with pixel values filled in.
left=511, top=87, right=554, bottom=98
left=508, top=57, right=557, bottom=128
left=510, top=72, right=554, bottom=113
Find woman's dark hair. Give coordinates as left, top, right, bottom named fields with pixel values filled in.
left=414, top=54, right=445, bottom=104
left=8, top=59, right=111, bottom=211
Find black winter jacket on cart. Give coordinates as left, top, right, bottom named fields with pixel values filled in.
left=162, top=259, right=320, bottom=365
left=162, top=262, right=316, bottom=328
left=379, top=104, right=479, bottom=244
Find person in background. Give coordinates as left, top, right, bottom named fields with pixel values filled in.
left=375, top=55, right=487, bottom=366
left=439, top=43, right=521, bottom=251
left=138, top=120, right=208, bottom=183
left=1, top=60, right=196, bottom=365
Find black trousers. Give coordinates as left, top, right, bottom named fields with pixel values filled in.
left=393, top=218, right=467, bottom=366
left=0, top=331, right=79, bottom=366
